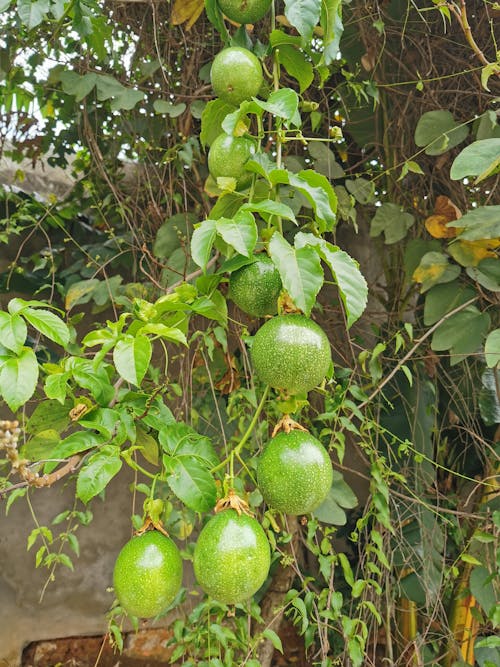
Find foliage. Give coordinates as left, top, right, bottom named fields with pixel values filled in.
left=0, top=1, right=499, bottom=666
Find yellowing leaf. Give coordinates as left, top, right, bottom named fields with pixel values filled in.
left=171, top=0, right=204, bottom=29
left=425, top=214, right=459, bottom=239
left=412, top=251, right=461, bottom=292
left=449, top=238, right=500, bottom=267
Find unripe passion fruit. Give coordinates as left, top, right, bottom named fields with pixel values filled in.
left=193, top=509, right=270, bottom=604
left=251, top=314, right=332, bottom=395
left=229, top=255, right=282, bottom=317
left=207, top=133, right=257, bottom=190
left=210, top=47, right=263, bottom=106
left=217, top=0, right=272, bottom=24
left=257, top=430, right=333, bottom=514
left=113, top=530, right=182, bottom=618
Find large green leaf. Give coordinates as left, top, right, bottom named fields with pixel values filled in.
left=414, top=110, right=469, bottom=156
left=0, top=312, right=27, bottom=354
left=270, top=169, right=337, bottom=232
left=308, top=141, right=345, bottom=180
left=485, top=328, right=500, bottom=368
left=59, top=71, right=97, bottom=101
left=76, top=445, right=123, bottom=504
left=0, top=347, right=38, bottom=411
left=48, top=430, right=105, bottom=460
left=165, top=455, right=217, bottom=512
left=276, top=45, right=314, bottom=93
left=284, top=0, right=321, bottom=41
left=191, top=219, right=217, bottom=269
left=269, top=232, right=323, bottom=315
left=423, top=282, right=476, bottom=326
left=431, top=307, right=491, bottom=365
left=466, top=258, right=500, bottom=292
left=191, top=291, right=228, bottom=327
left=370, top=203, right=415, bottom=244
left=294, top=232, right=368, bottom=327
left=451, top=139, right=500, bottom=182
left=241, top=199, right=297, bottom=224
left=23, top=307, right=70, bottom=347
left=200, top=99, right=234, bottom=147
left=313, top=487, right=347, bottom=525
left=159, top=422, right=218, bottom=467
left=254, top=89, right=301, bottom=127
left=479, top=368, right=500, bottom=426
left=216, top=210, right=257, bottom=257
left=113, top=334, right=152, bottom=386
left=17, top=0, right=50, bottom=29
left=320, top=0, right=343, bottom=66
left=453, top=206, right=500, bottom=241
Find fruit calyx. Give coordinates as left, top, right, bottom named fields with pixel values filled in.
left=272, top=414, right=308, bottom=438
left=215, top=489, right=252, bottom=516
left=136, top=497, right=169, bottom=536
left=278, top=292, right=302, bottom=315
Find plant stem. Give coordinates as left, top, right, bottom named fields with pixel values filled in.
left=211, top=386, right=270, bottom=474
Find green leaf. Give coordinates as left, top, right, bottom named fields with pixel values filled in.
left=453, top=206, right=500, bottom=241
left=113, top=334, right=152, bottom=386
left=191, top=291, right=228, bottom=327
left=76, top=445, right=123, bottom=504
left=136, top=426, right=159, bottom=466
left=423, top=282, right=476, bottom=326
left=109, top=88, right=144, bottom=112
left=485, top=329, right=500, bottom=368
left=412, top=251, right=461, bottom=293
left=313, top=490, right=346, bottom=525
left=0, top=347, right=38, bottom=411
left=0, top=0, right=12, bottom=11
left=49, top=430, right=105, bottom=459
left=216, top=210, right=257, bottom=257
left=241, top=199, right=297, bottom=224
left=200, top=99, right=235, bottom=148
left=308, top=141, right=345, bottom=180
left=59, top=71, right=97, bottom=101
left=284, top=0, right=321, bottom=42
left=165, top=455, right=217, bottom=512
left=370, top=203, right=415, bottom=244
left=254, top=88, right=301, bottom=127
left=431, top=307, right=491, bottom=365
left=345, top=178, right=375, bottom=204
left=262, top=629, right=283, bottom=654
left=44, top=372, right=70, bottom=404
left=23, top=429, right=60, bottom=460
left=159, top=422, right=217, bottom=467
left=138, top=323, right=187, bottom=346
left=451, top=139, right=500, bottom=182
left=22, top=307, right=69, bottom=347
left=466, top=258, right=500, bottom=292
left=320, top=0, right=343, bottom=66
left=270, top=169, right=337, bottom=232
left=330, top=470, right=358, bottom=509
left=0, top=312, right=27, bottom=354
left=276, top=45, right=314, bottom=93
left=414, top=110, right=469, bottom=156
left=470, top=566, right=497, bottom=617
left=153, top=100, right=187, bottom=117
left=17, top=0, right=50, bottom=29
left=191, top=219, right=217, bottom=269
left=269, top=232, right=323, bottom=315
left=204, top=0, right=229, bottom=42
left=294, top=233, right=368, bottom=327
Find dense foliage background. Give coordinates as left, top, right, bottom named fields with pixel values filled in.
left=0, top=1, right=499, bottom=665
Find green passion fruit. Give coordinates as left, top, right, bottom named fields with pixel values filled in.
left=193, top=509, right=270, bottom=604
left=217, top=0, right=272, bottom=25
left=257, top=430, right=333, bottom=515
left=113, top=530, right=182, bottom=618
left=251, top=314, right=332, bottom=395
left=229, top=255, right=282, bottom=317
left=210, top=47, right=263, bottom=106
left=207, top=133, right=257, bottom=190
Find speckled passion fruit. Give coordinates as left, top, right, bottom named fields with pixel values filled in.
left=207, top=133, right=257, bottom=190
left=210, top=47, right=263, bottom=106
left=257, top=430, right=333, bottom=515
left=229, top=255, right=282, bottom=317
left=251, top=314, right=332, bottom=395
left=217, top=0, right=272, bottom=25
left=113, top=530, right=182, bottom=618
left=193, top=509, right=270, bottom=604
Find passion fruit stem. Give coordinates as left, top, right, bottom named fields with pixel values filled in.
left=211, top=386, right=270, bottom=474
left=271, top=415, right=309, bottom=438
